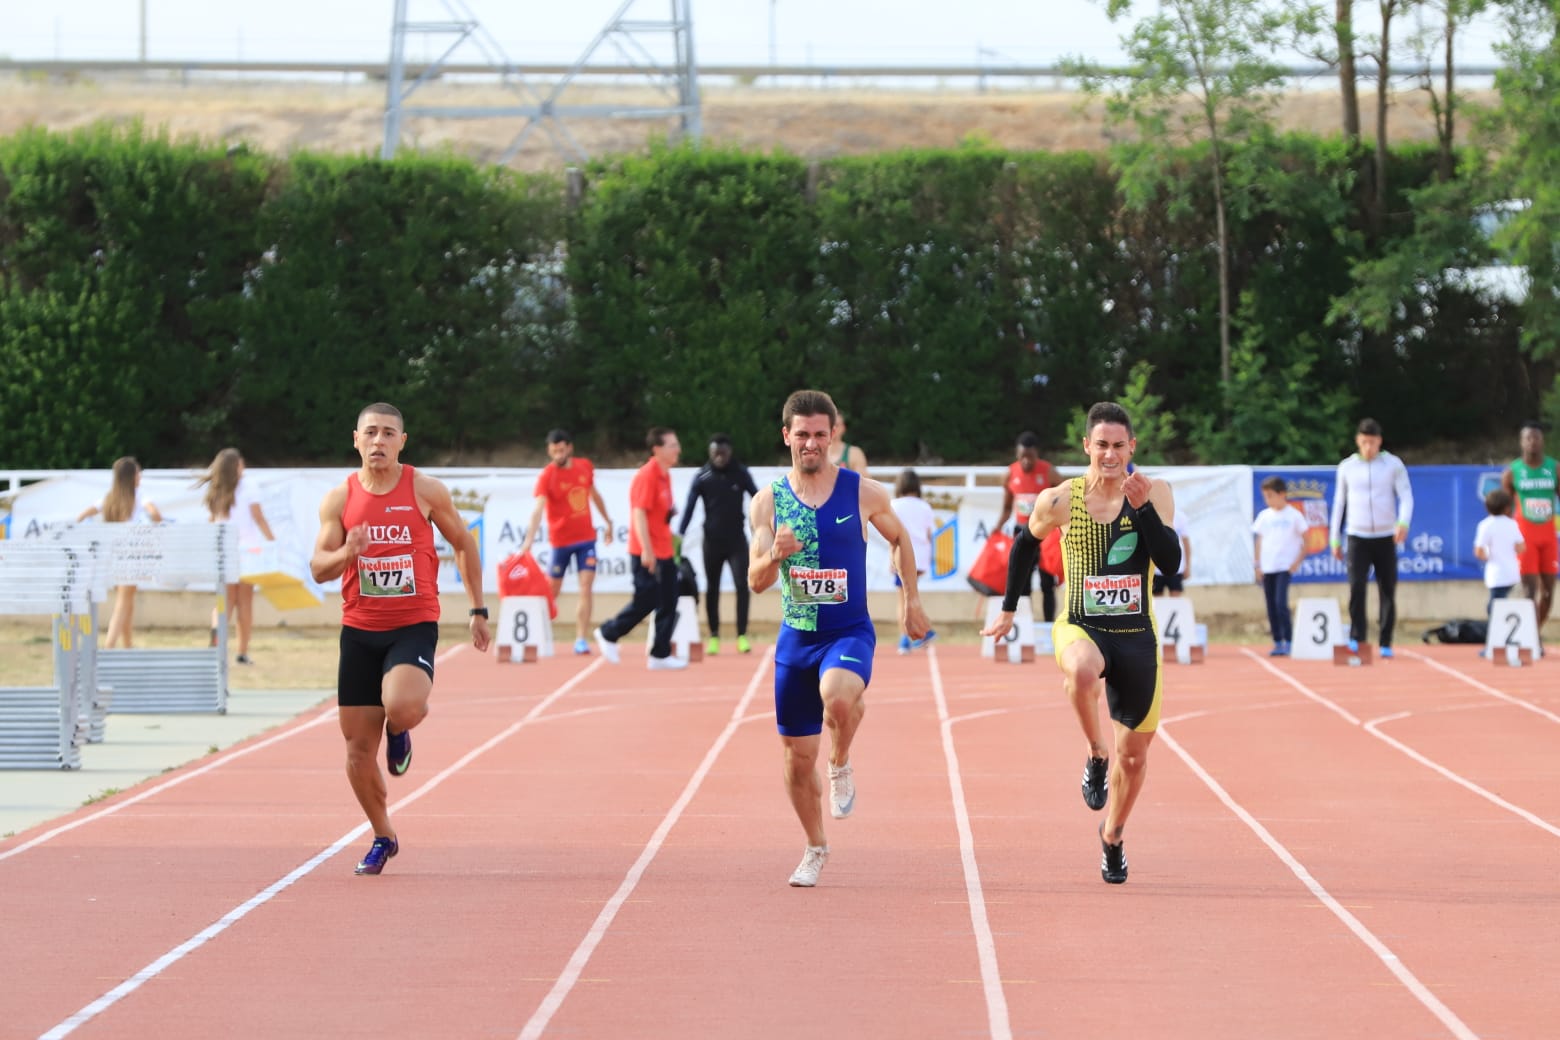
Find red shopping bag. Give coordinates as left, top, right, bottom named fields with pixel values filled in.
left=967, top=530, right=1012, bottom=597
left=1040, top=528, right=1065, bottom=582
left=496, top=551, right=557, bottom=619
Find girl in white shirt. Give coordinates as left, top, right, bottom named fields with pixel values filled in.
left=77, top=456, right=163, bottom=648
left=198, top=448, right=276, bottom=664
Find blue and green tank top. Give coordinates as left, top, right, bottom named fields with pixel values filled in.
left=773, top=469, right=870, bottom=634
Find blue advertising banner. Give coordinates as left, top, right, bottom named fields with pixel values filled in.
left=1253, top=465, right=1506, bottom=583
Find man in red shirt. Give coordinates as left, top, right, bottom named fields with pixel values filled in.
left=594, top=427, right=687, bottom=670
left=997, top=431, right=1060, bottom=620
left=310, top=402, right=491, bottom=876
left=518, top=428, right=614, bottom=654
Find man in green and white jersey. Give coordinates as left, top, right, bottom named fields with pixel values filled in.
left=1502, top=420, right=1558, bottom=629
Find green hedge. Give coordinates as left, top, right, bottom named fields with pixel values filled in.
left=0, top=127, right=1546, bottom=470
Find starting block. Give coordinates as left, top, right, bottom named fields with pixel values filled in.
left=496, top=596, right=553, bottom=664
left=983, top=596, right=1035, bottom=663
left=1156, top=597, right=1205, bottom=663
left=647, top=595, right=703, bottom=662
left=1492, top=645, right=1535, bottom=667
left=1334, top=643, right=1373, bottom=667
left=1486, top=597, right=1541, bottom=665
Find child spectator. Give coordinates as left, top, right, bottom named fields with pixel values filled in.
left=1252, top=476, right=1308, bottom=656
left=890, top=468, right=938, bottom=654
left=1473, top=488, right=1525, bottom=655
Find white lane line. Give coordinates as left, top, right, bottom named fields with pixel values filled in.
left=926, top=644, right=1012, bottom=1040
left=1237, top=649, right=1361, bottom=725
left=41, top=656, right=606, bottom=1039
left=1363, top=714, right=1560, bottom=839
left=0, top=706, right=339, bottom=863
left=2, top=643, right=492, bottom=862
left=516, top=649, right=772, bottom=1040
left=1157, top=725, right=1479, bottom=1040
left=1238, top=648, right=1559, bottom=839
left=1398, top=650, right=1560, bottom=725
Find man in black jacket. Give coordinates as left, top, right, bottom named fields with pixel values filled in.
left=679, top=435, right=760, bottom=654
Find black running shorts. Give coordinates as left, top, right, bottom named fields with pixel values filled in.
left=337, top=622, right=439, bottom=708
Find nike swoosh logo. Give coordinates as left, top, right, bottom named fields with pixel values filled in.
left=418, top=657, right=431, bottom=668
left=841, top=655, right=862, bottom=663
left=835, top=515, right=855, bottom=524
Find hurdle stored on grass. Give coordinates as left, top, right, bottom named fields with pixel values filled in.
left=93, top=523, right=235, bottom=714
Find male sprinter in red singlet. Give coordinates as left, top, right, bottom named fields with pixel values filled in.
left=749, top=389, right=930, bottom=887
left=311, top=403, right=491, bottom=876
left=983, top=402, right=1179, bottom=884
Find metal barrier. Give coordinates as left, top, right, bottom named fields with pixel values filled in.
left=93, top=523, right=234, bottom=714
left=0, top=543, right=91, bottom=768
left=45, top=527, right=115, bottom=742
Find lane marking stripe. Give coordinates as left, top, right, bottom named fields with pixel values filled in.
left=42, top=652, right=603, bottom=1039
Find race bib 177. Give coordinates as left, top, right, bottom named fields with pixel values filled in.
left=358, top=553, right=417, bottom=597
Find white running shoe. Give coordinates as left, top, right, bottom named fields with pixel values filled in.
left=647, top=654, right=688, bottom=670
left=593, top=627, right=620, bottom=665
left=788, top=844, right=829, bottom=887
left=828, top=761, right=856, bottom=819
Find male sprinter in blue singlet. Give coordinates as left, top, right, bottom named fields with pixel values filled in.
left=983, top=402, right=1180, bottom=884
left=749, top=389, right=931, bottom=887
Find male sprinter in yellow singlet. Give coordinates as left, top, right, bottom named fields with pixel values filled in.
left=983, top=402, right=1179, bottom=884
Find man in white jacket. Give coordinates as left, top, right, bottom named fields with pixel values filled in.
left=1329, top=418, right=1414, bottom=657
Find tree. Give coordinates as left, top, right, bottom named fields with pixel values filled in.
left=1073, top=0, right=1317, bottom=387
left=1338, top=0, right=1364, bottom=141
left=1489, top=0, right=1560, bottom=359
left=1406, top=0, right=1490, bottom=183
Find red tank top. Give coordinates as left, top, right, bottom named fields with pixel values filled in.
left=340, top=465, right=441, bottom=630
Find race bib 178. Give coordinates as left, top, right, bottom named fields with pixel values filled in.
left=788, top=566, right=849, bottom=606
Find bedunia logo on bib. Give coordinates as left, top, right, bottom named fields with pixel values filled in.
left=366, top=524, right=413, bottom=544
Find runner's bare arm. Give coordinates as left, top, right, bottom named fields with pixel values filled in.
left=862, top=478, right=930, bottom=640
left=310, top=484, right=357, bottom=583
left=982, top=485, right=1069, bottom=638
left=420, top=473, right=490, bottom=652
left=748, top=487, right=782, bottom=594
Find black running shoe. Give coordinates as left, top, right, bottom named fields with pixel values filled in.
left=354, top=835, right=399, bottom=875
left=1081, top=756, right=1108, bottom=811
left=385, top=724, right=412, bottom=777
left=1100, top=823, right=1127, bottom=884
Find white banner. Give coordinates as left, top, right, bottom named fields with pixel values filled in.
left=3, top=464, right=1256, bottom=597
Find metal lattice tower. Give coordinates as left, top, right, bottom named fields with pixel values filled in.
left=382, top=0, right=701, bottom=164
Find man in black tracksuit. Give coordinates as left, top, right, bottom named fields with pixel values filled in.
left=678, top=435, right=760, bottom=654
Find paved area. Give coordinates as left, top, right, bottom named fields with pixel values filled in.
left=0, top=687, right=330, bottom=838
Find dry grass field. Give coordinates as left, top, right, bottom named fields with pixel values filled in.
left=0, top=76, right=1493, bottom=169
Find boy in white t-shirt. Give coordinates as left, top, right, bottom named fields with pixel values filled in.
left=890, top=469, right=938, bottom=654
left=1474, top=489, right=1525, bottom=651
left=1252, top=476, right=1310, bottom=656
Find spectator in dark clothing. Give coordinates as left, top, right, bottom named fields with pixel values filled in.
left=679, top=434, right=760, bottom=654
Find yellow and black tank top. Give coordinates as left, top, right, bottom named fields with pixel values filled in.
left=1060, top=476, right=1155, bottom=634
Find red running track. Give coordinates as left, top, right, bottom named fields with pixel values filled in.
left=2, top=639, right=1557, bottom=1039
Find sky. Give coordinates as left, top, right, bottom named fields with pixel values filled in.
left=4, top=0, right=1514, bottom=72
